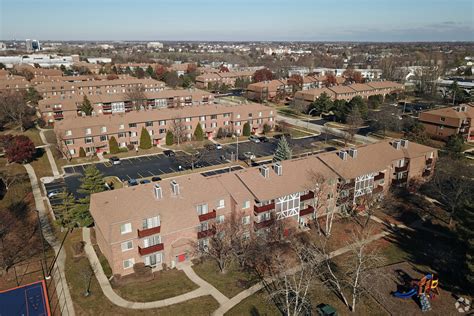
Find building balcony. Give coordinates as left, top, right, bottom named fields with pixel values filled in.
left=53, top=113, right=64, bottom=120
left=197, top=227, right=216, bottom=239
left=300, top=191, right=314, bottom=201
left=254, top=202, right=275, bottom=214
left=299, top=205, right=315, bottom=217
left=254, top=218, right=274, bottom=230
left=392, top=178, right=408, bottom=185
left=198, top=210, right=217, bottom=222
left=137, top=226, right=161, bottom=238
left=426, top=158, right=433, bottom=166
left=374, top=172, right=385, bottom=181
left=138, top=243, right=164, bottom=256
left=395, top=165, right=409, bottom=172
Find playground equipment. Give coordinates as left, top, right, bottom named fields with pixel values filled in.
left=393, top=273, right=440, bottom=312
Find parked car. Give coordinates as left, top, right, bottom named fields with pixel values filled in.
left=220, top=155, right=227, bottom=161
left=109, top=156, right=121, bottom=165
left=214, top=143, right=223, bottom=150
left=258, top=136, right=269, bottom=142
left=243, top=152, right=256, bottom=160
left=163, top=150, right=175, bottom=157
left=151, top=176, right=162, bottom=182
left=249, top=135, right=261, bottom=143
left=127, top=179, right=138, bottom=186
left=140, top=179, right=151, bottom=184
left=47, top=189, right=62, bottom=199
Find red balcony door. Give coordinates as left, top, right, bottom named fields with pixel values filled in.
left=177, top=254, right=186, bottom=262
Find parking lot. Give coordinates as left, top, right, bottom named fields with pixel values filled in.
left=46, top=133, right=339, bottom=199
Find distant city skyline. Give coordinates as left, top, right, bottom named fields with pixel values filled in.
left=1, top=0, right=473, bottom=42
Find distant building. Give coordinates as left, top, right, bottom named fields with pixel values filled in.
left=87, top=57, right=112, bottom=64
left=25, top=39, right=41, bottom=52
left=147, top=42, right=164, bottom=49
left=0, top=54, right=73, bottom=68
left=0, top=42, right=6, bottom=51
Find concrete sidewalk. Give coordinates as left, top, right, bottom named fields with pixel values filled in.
left=37, top=126, right=61, bottom=177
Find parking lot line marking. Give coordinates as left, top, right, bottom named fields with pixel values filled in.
left=148, top=171, right=155, bottom=176
left=71, top=166, right=76, bottom=173
left=126, top=175, right=132, bottom=180
left=145, top=156, right=152, bottom=160
left=81, top=165, right=86, bottom=171
left=137, top=172, right=145, bottom=178
left=169, top=167, right=176, bottom=172
left=158, top=168, right=165, bottom=174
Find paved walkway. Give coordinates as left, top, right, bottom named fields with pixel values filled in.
left=37, top=126, right=60, bottom=177
left=24, top=164, right=75, bottom=315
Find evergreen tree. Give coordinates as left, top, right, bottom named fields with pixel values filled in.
left=243, top=122, right=251, bottom=136
left=217, top=127, right=225, bottom=139
left=333, top=100, right=349, bottom=122
left=263, top=123, right=272, bottom=134
left=53, top=191, right=77, bottom=229
left=445, top=134, right=465, bottom=158
left=79, top=147, right=86, bottom=157
left=310, top=92, right=333, bottom=115
left=349, top=96, right=368, bottom=119
left=146, top=65, right=154, bottom=78
left=165, top=130, right=174, bottom=145
left=139, top=127, right=152, bottom=149
left=194, top=123, right=204, bottom=141
left=76, top=165, right=105, bottom=227
left=80, top=96, right=93, bottom=116
left=108, top=136, right=119, bottom=154
left=273, top=136, right=292, bottom=162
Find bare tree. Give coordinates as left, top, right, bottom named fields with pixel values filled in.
left=176, top=147, right=202, bottom=170
left=306, top=171, right=337, bottom=236
left=0, top=166, right=29, bottom=190
left=0, top=91, right=29, bottom=131
left=346, top=107, right=363, bottom=143
left=79, top=262, right=96, bottom=297
left=55, top=133, right=73, bottom=161
left=170, top=116, right=186, bottom=146
left=125, top=86, right=146, bottom=111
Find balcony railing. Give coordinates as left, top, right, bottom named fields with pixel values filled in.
left=138, top=243, right=164, bottom=256
left=137, top=226, right=161, bottom=238
left=395, top=164, right=409, bottom=172
left=300, top=191, right=314, bottom=201
left=254, top=218, right=274, bottom=230
left=197, top=227, right=216, bottom=239
left=53, top=113, right=64, bottom=120
left=299, top=205, right=315, bottom=217
left=374, top=172, right=385, bottom=181
left=198, top=210, right=217, bottom=222
left=254, top=202, right=275, bottom=214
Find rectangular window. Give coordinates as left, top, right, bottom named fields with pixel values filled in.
left=216, top=199, right=225, bottom=209
left=121, top=240, right=133, bottom=252
left=159, top=120, right=166, bottom=126
left=84, top=137, right=93, bottom=144
left=200, top=116, right=206, bottom=121
left=119, top=124, right=124, bottom=130
left=145, top=121, right=153, bottom=127
left=142, top=216, right=160, bottom=230
left=196, top=204, right=208, bottom=215
left=85, top=128, right=91, bottom=135
left=101, top=126, right=107, bottom=133
left=199, top=222, right=209, bottom=232
left=66, top=130, right=72, bottom=136
left=216, top=215, right=225, bottom=224
left=65, top=139, right=74, bottom=145
left=242, top=215, right=250, bottom=225
left=100, top=135, right=107, bottom=142
left=185, top=117, right=191, bottom=122
left=143, top=235, right=161, bottom=248
left=129, top=123, right=137, bottom=128
left=144, top=253, right=162, bottom=267
left=211, top=115, right=217, bottom=120
left=243, top=200, right=250, bottom=209
left=118, top=132, right=126, bottom=138
left=123, top=258, right=135, bottom=269
left=120, top=223, right=132, bottom=234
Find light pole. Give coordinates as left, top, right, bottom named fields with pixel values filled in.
left=232, top=133, right=239, bottom=162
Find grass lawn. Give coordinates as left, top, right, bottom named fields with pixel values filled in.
left=64, top=230, right=219, bottom=315
left=43, top=129, right=57, bottom=144
left=192, top=259, right=258, bottom=298
left=30, top=148, right=53, bottom=179
left=0, top=127, right=44, bottom=147
left=104, top=176, right=123, bottom=190
left=288, top=127, right=314, bottom=139
left=112, top=269, right=199, bottom=302
left=92, top=245, right=113, bottom=279
left=225, top=290, right=279, bottom=316
left=103, top=146, right=163, bottom=159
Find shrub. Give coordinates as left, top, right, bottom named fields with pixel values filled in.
left=194, top=123, right=204, bottom=141
left=243, top=122, right=251, bottom=136
left=36, top=117, right=46, bottom=128
left=263, top=123, right=272, bottom=134
left=216, top=127, right=225, bottom=139
left=165, top=130, right=174, bottom=145
left=108, top=136, right=119, bottom=154
left=4, top=135, right=36, bottom=163
left=139, top=127, right=152, bottom=149
left=126, top=143, right=135, bottom=151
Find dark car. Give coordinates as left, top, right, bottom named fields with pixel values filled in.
left=258, top=136, right=269, bottom=142
left=151, top=176, right=162, bottom=182
left=163, top=150, right=175, bottom=157
left=127, top=179, right=138, bottom=186
left=109, top=156, right=121, bottom=165
left=140, top=179, right=151, bottom=184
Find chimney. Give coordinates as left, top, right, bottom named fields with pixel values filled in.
left=260, top=165, right=270, bottom=178
left=348, top=148, right=358, bottom=159
left=400, top=139, right=409, bottom=148
left=170, top=180, right=179, bottom=195
left=273, top=162, right=282, bottom=176
left=392, top=140, right=401, bottom=150
left=338, top=150, right=348, bottom=160
left=153, top=183, right=162, bottom=200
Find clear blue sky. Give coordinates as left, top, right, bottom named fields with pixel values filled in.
left=1, top=0, right=473, bottom=41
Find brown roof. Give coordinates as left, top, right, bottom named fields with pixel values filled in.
left=419, top=104, right=474, bottom=120
left=366, top=81, right=403, bottom=90
left=328, top=85, right=357, bottom=94
left=348, top=83, right=374, bottom=92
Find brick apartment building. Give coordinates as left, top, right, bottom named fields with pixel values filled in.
left=89, top=140, right=437, bottom=276
left=54, top=102, right=275, bottom=157
left=418, top=103, right=474, bottom=142
left=195, top=71, right=254, bottom=89
left=39, top=88, right=214, bottom=123
left=294, top=81, right=404, bottom=108
left=35, top=78, right=165, bottom=99
left=246, top=79, right=293, bottom=102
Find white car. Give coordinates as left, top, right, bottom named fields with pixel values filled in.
left=249, top=135, right=261, bottom=143
left=215, top=143, right=223, bottom=150
left=47, top=189, right=62, bottom=198
left=243, top=152, right=256, bottom=160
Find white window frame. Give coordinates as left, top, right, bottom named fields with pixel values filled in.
left=120, top=223, right=132, bottom=235
left=216, top=199, right=225, bottom=209
left=123, top=258, right=135, bottom=269
left=242, top=200, right=250, bottom=209
left=121, top=240, right=133, bottom=252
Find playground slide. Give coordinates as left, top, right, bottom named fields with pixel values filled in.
left=393, top=288, right=417, bottom=299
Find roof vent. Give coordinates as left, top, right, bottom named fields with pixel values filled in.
left=392, top=140, right=401, bottom=150
left=260, top=165, right=270, bottom=178
left=460, top=105, right=467, bottom=112
left=170, top=180, right=179, bottom=195
left=400, top=139, right=409, bottom=148
left=153, top=183, right=162, bottom=200
left=348, top=148, right=358, bottom=159
left=273, top=162, right=282, bottom=176
left=338, top=150, right=348, bottom=160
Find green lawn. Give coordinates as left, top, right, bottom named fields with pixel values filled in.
left=192, top=259, right=258, bottom=298
left=64, top=230, right=218, bottom=315
left=225, top=290, right=279, bottom=316
left=30, top=148, right=53, bottom=179
left=112, top=269, right=199, bottom=302
left=43, top=129, right=57, bottom=144
left=103, top=146, right=163, bottom=159
left=92, top=245, right=113, bottom=279
left=0, top=127, right=44, bottom=147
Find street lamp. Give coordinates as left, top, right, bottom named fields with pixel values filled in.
left=232, top=132, right=239, bottom=162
